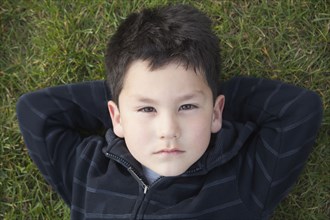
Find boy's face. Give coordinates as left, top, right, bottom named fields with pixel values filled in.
left=108, top=60, right=224, bottom=177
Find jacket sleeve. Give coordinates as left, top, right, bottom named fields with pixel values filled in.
left=16, top=80, right=111, bottom=205
left=222, top=77, right=323, bottom=217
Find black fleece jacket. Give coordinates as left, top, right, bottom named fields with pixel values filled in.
left=16, top=77, right=323, bottom=219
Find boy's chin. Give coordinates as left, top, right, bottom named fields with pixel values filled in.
left=152, top=167, right=188, bottom=177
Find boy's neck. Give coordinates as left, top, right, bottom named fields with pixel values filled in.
left=142, top=165, right=161, bottom=184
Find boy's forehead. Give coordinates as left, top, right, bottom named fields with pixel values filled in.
left=124, top=59, right=207, bottom=85
left=118, top=60, right=213, bottom=101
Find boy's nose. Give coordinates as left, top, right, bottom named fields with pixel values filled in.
left=158, top=113, right=181, bottom=139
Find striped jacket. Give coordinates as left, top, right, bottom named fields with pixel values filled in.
left=16, top=77, right=323, bottom=219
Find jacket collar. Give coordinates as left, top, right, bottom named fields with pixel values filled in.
left=103, top=120, right=256, bottom=176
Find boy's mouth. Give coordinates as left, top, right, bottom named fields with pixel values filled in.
left=154, top=149, right=185, bottom=155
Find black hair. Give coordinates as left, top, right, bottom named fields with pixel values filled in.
left=105, top=4, right=221, bottom=104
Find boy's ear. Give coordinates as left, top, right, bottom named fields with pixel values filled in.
left=211, top=95, right=225, bottom=133
left=108, top=101, right=124, bottom=138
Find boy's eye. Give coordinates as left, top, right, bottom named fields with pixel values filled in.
left=179, top=104, right=197, bottom=111
left=138, top=107, right=156, bottom=113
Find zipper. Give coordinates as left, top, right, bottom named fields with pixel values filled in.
left=104, top=151, right=150, bottom=194
left=128, top=167, right=149, bottom=194
left=127, top=167, right=148, bottom=220
left=104, top=152, right=131, bottom=168
left=104, top=151, right=151, bottom=219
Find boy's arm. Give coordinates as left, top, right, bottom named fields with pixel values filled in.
left=222, top=77, right=323, bottom=217
left=16, top=81, right=111, bottom=205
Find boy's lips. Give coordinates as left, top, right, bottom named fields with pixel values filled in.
left=153, top=148, right=185, bottom=154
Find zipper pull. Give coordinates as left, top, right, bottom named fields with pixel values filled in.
left=143, top=185, right=148, bottom=194
left=128, top=167, right=149, bottom=194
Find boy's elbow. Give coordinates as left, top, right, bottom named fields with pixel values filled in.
left=302, top=90, right=323, bottom=126
left=16, top=92, right=38, bottom=126
left=16, top=94, right=31, bottom=129
left=306, top=90, right=323, bottom=115
left=16, top=94, right=28, bottom=120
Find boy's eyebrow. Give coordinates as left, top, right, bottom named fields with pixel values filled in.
left=177, top=91, right=206, bottom=101
left=133, top=90, right=206, bottom=103
left=134, top=96, right=157, bottom=104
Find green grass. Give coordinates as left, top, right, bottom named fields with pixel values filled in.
left=1, top=0, right=329, bottom=219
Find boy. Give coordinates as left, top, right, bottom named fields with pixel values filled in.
left=17, top=4, right=322, bottom=220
